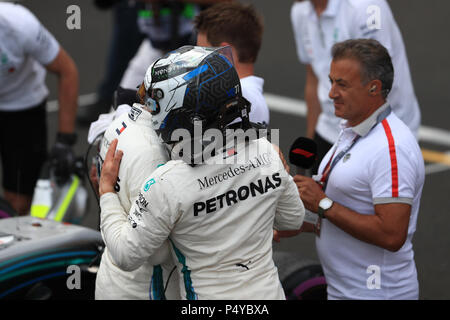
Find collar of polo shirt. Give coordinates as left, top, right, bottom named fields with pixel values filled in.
left=306, top=0, right=342, bottom=20
left=341, top=102, right=390, bottom=137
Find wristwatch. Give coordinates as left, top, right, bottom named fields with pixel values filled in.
left=317, top=197, right=334, bottom=219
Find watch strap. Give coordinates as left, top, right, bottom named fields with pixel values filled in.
left=317, top=206, right=326, bottom=219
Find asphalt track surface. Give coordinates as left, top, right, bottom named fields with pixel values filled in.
left=2, top=0, right=450, bottom=299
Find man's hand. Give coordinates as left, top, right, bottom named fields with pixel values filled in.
left=273, top=222, right=316, bottom=242
left=273, top=229, right=300, bottom=242
left=99, top=139, right=123, bottom=196
left=273, top=230, right=281, bottom=242
left=293, top=174, right=326, bottom=213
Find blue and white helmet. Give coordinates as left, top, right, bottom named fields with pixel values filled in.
left=143, top=45, right=249, bottom=144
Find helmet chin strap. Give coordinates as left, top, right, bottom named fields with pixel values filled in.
left=217, top=96, right=252, bottom=131
left=162, top=97, right=255, bottom=166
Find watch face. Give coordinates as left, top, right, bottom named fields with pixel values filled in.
left=320, top=198, right=333, bottom=210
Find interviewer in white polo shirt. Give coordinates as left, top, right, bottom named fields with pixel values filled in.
left=291, top=39, right=424, bottom=299
left=291, top=0, right=421, bottom=174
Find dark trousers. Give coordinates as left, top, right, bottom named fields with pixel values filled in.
left=0, top=101, right=47, bottom=195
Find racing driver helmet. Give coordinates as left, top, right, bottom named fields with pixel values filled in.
left=138, top=45, right=251, bottom=144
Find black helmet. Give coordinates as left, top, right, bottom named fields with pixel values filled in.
left=142, top=45, right=250, bottom=144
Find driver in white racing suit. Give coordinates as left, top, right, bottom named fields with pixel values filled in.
left=99, top=46, right=305, bottom=299
left=95, top=102, right=179, bottom=300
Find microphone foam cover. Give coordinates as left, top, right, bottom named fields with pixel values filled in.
left=289, top=137, right=317, bottom=169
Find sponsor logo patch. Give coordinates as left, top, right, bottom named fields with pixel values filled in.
left=143, top=178, right=156, bottom=192
left=128, top=106, right=142, bottom=121
left=343, top=153, right=351, bottom=163
left=193, top=172, right=282, bottom=216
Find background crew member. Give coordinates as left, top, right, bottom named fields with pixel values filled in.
left=291, top=0, right=421, bottom=173
left=285, top=39, right=424, bottom=299
left=77, top=0, right=146, bottom=124
left=99, top=46, right=305, bottom=299
left=0, top=2, right=79, bottom=215
left=117, top=0, right=233, bottom=92
left=194, top=1, right=269, bottom=126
